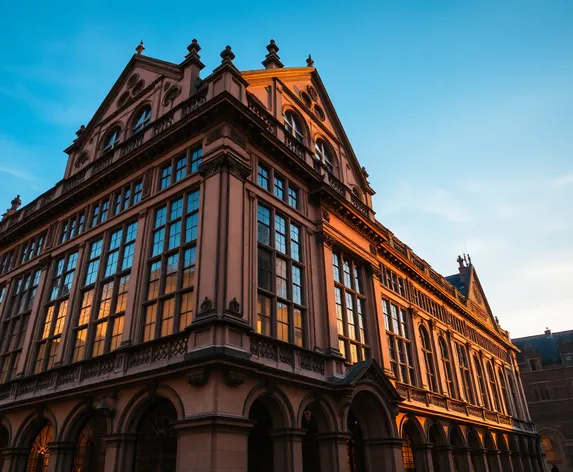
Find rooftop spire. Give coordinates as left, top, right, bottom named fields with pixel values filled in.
left=186, top=38, right=201, bottom=58
left=306, top=54, right=314, bottom=67
left=262, top=39, right=284, bottom=69
left=220, top=45, right=235, bottom=65
left=135, top=41, right=145, bottom=55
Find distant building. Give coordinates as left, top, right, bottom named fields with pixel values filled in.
left=514, top=329, right=573, bottom=471
left=0, top=39, right=543, bottom=472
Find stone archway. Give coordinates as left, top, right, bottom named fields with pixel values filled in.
left=483, top=431, right=501, bottom=472
left=299, top=400, right=335, bottom=472
left=510, top=435, right=524, bottom=472
left=497, top=434, right=513, bottom=472
left=428, top=423, right=451, bottom=472
left=402, top=418, right=429, bottom=472
left=450, top=425, right=470, bottom=472
left=468, top=429, right=487, bottom=472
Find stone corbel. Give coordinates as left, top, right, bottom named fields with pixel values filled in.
left=187, top=367, right=209, bottom=387
left=225, top=368, right=246, bottom=387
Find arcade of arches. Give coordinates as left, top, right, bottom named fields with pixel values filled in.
left=0, top=377, right=544, bottom=472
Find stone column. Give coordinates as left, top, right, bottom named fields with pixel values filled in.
left=270, top=429, right=306, bottom=472
left=173, top=414, right=252, bottom=472
left=500, top=451, right=514, bottom=472
left=471, top=448, right=490, bottom=472
left=412, top=443, right=433, bottom=472
left=363, top=437, right=404, bottom=472
left=453, top=446, right=472, bottom=472
left=486, top=449, right=503, bottom=472
left=46, top=441, right=75, bottom=472
left=1, top=447, right=29, bottom=472
left=433, top=445, right=455, bottom=472
left=522, top=453, right=534, bottom=472
left=101, top=433, right=137, bottom=472
left=511, top=452, right=524, bottom=472
left=315, top=432, right=350, bottom=472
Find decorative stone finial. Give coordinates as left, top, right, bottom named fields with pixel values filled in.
left=262, top=39, right=284, bottom=69
left=306, top=54, right=314, bottom=67
left=10, top=195, right=21, bottom=211
left=75, top=125, right=85, bottom=138
left=220, top=45, right=235, bottom=64
left=135, top=41, right=145, bottom=55
left=186, top=38, right=201, bottom=57
left=457, top=255, right=464, bottom=270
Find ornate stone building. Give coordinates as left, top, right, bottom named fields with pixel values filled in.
left=514, top=329, right=573, bottom=472
left=0, top=39, right=542, bottom=472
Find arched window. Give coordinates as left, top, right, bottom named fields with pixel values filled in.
left=541, top=433, right=562, bottom=465
left=402, top=432, right=415, bottom=471
left=26, top=423, right=54, bottom=472
left=133, top=399, right=178, bottom=472
left=314, top=139, right=333, bottom=171
left=487, top=361, right=502, bottom=412
left=283, top=110, right=305, bottom=143
left=456, top=343, right=475, bottom=404
left=507, top=371, right=523, bottom=419
left=102, top=127, right=121, bottom=154
left=473, top=355, right=490, bottom=409
left=439, top=336, right=454, bottom=397
left=71, top=414, right=106, bottom=472
left=419, top=326, right=437, bottom=392
left=132, top=106, right=152, bottom=134
left=497, top=367, right=512, bottom=415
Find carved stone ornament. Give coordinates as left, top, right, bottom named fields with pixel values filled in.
left=303, top=409, right=312, bottom=422
left=187, top=368, right=208, bottom=387
left=322, top=208, right=331, bottom=222
left=93, top=393, right=117, bottom=416
left=228, top=298, right=241, bottom=316
left=369, top=243, right=378, bottom=256
left=306, top=85, right=318, bottom=100
left=319, top=232, right=335, bottom=249
left=199, top=297, right=213, bottom=314
left=141, top=168, right=153, bottom=199
left=371, top=263, right=382, bottom=280
left=225, top=368, right=245, bottom=387
left=199, top=154, right=250, bottom=181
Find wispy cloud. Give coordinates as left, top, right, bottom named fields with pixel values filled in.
left=551, top=174, right=573, bottom=187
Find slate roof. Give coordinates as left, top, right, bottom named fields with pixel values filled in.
left=513, top=330, right=573, bottom=367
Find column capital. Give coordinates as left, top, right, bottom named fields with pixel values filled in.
left=269, top=428, right=307, bottom=440
left=363, top=436, right=404, bottom=447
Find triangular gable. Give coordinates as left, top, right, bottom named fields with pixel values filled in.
left=336, top=359, right=403, bottom=402
left=241, top=67, right=373, bottom=198
left=67, top=54, right=182, bottom=154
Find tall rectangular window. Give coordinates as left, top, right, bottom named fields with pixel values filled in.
left=71, top=221, right=138, bottom=362
left=159, top=146, right=203, bottom=190
left=258, top=165, right=270, bottom=191
left=332, top=253, right=368, bottom=363
left=456, top=343, right=476, bottom=404
left=0, top=250, right=15, bottom=275
left=383, top=298, right=414, bottom=383
left=0, top=268, right=41, bottom=382
left=34, top=251, right=79, bottom=373
left=256, top=163, right=302, bottom=211
left=256, top=204, right=305, bottom=346
left=143, top=189, right=200, bottom=341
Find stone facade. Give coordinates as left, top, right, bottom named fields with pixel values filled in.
left=0, top=39, right=543, bottom=472
left=514, top=329, right=573, bottom=472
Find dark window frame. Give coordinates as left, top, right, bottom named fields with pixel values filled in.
left=158, top=146, right=203, bottom=191
left=382, top=298, right=413, bottom=383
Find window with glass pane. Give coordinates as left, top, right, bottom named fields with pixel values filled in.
left=19, top=232, right=46, bottom=265
left=159, top=146, right=203, bottom=190
left=143, top=189, right=199, bottom=341
left=420, top=326, right=438, bottom=392
left=34, top=251, right=79, bottom=373
left=456, top=343, right=476, bottom=404
left=256, top=204, right=305, bottom=346
left=314, top=139, right=333, bottom=171
left=61, top=210, right=87, bottom=244
left=283, top=110, right=305, bottom=142
left=487, top=361, right=502, bottom=412
left=332, top=252, right=368, bottom=363
left=102, top=127, right=121, bottom=154
left=473, top=355, right=490, bottom=408
left=258, top=165, right=270, bottom=191
left=439, top=336, right=455, bottom=397
left=497, top=367, right=511, bottom=415
left=132, top=106, right=152, bottom=134
left=89, top=197, right=111, bottom=229
left=113, top=179, right=143, bottom=216
left=287, top=186, right=298, bottom=209
left=0, top=269, right=41, bottom=382
left=382, top=298, right=414, bottom=383
left=0, top=250, right=15, bottom=275
left=71, top=221, right=138, bottom=362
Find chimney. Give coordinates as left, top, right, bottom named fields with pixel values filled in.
left=544, top=327, right=552, bottom=337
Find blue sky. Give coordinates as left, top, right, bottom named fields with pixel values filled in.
left=1, top=1, right=572, bottom=338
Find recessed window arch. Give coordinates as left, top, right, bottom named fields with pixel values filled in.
left=132, top=105, right=152, bottom=134
left=71, top=414, right=107, bottom=472
left=101, top=126, right=122, bottom=154
left=26, top=422, right=54, bottom=472
left=314, top=138, right=334, bottom=172
left=283, top=109, right=306, bottom=143
left=438, top=335, right=455, bottom=397
left=75, top=152, right=89, bottom=169
left=473, top=355, right=490, bottom=409
left=419, top=325, right=437, bottom=392
left=486, top=360, right=502, bottom=412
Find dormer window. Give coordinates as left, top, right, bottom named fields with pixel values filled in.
left=133, top=106, right=152, bottom=134
left=283, top=110, right=305, bottom=143
left=102, top=127, right=121, bottom=154
left=314, top=139, right=333, bottom=171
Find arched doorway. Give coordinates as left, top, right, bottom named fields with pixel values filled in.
left=301, top=406, right=321, bottom=472
left=497, top=434, right=513, bottom=472
left=402, top=419, right=428, bottom=471
left=347, top=411, right=365, bottom=472
left=248, top=398, right=274, bottom=472
left=71, top=413, right=107, bottom=472
left=132, top=398, right=178, bottom=472
left=26, top=422, right=54, bottom=472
